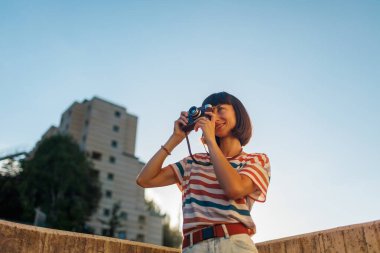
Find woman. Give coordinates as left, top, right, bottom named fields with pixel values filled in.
left=136, top=92, right=271, bottom=253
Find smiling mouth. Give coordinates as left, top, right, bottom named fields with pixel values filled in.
left=216, top=123, right=225, bottom=129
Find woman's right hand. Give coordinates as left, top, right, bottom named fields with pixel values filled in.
left=173, top=111, right=189, bottom=140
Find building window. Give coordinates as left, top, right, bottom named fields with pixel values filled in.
left=120, top=211, right=127, bottom=220
left=91, top=151, right=102, bottom=161
left=117, top=231, right=127, bottom=239
left=113, top=125, right=119, bottom=132
left=103, top=208, right=110, bottom=216
left=109, top=156, right=116, bottom=164
left=84, top=119, right=89, bottom=127
left=105, top=190, right=112, bottom=198
left=92, top=169, right=99, bottom=179
left=107, top=173, right=114, bottom=180
left=82, top=135, right=86, bottom=142
left=136, top=234, right=145, bottom=242
left=65, top=124, right=69, bottom=131
left=111, top=140, right=118, bottom=148
left=138, top=215, right=146, bottom=224
left=115, top=111, right=121, bottom=118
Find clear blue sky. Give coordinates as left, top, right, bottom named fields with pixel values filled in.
left=1, top=0, right=379, bottom=242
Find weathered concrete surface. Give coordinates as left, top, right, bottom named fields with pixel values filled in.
left=2, top=219, right=379, bottom=253
left=0, top=219, right=180, bottom=253
left=256, top=219, right=380, bottom=253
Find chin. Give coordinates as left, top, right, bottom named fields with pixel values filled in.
left=215, top=131, right=230, bottom=138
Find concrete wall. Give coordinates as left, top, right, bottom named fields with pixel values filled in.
left=3, top=219, right=379, bottom=253
left=0, top=220, right=180, bottom=253
left=256, top=219, right=380, bottom=253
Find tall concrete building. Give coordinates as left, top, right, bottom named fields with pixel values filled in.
left=47, top=97, right=163, bottom=244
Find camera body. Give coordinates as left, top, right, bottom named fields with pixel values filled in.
left=182, top=104, right=213, bottom=132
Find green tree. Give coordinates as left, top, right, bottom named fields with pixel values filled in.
left=162, top=214, right=182, bottom=248
left=145, top=199, right=182, bottom=248
left=98, top=201, right=126, bottom=237
left=0, top=158, right=24, bottom=221
left=19, top=134, right=101, bottom=232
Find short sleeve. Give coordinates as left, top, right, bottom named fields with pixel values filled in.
left=164, top=156, right=188, bottom=192
left=239, top=153, right=271, bottom=202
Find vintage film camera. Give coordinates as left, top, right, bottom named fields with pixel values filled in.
left=181, top=104, right=213, bottom=132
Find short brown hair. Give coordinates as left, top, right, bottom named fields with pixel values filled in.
left=202, top=92, right=252, bottom=146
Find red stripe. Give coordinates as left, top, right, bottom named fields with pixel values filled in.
left=184, top=217, right=219, bottom=224
left=193, top=153, right=210, bottom=160
left=183, top=188, right=228, bottom=201
left=186, top=179, right=222, bottom=189
left=242, top=163, right=269, bottom=186
left=190, top=171, right=217, bottom=181
left=235, top=154, right=267, bottom=168
left=243, top=167, right=268, bottom=190
left=261, top=153, right=269, bottom=164
left=240, top=169, right=268, bottom=192
left=256, top=155, right=265, bottom=167
left=251, top=163, right=269, bottom=185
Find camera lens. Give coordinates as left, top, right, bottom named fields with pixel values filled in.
left=204, top=104, right=212, bottom=109
left=189, top=106, right=201, bottom=118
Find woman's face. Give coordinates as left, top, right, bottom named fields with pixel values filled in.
left=214, top=104, right=236, bottom=137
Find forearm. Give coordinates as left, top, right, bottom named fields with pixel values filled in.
left=136, top=134, right=182, bottom=184
left=207, top=141, right=243, bottom=198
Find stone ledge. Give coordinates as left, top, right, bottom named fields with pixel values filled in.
left=0, top=219, right=181, bottom=253
left=256, top=219, right=380, bottom=253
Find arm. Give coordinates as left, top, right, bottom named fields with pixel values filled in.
left=194, top=110, right=259, bottom=200
left=136, top=134, right=182, bottom=188
left=207, top=141, right=259, bottom=200
left=136, top=111, right=189, bottom=188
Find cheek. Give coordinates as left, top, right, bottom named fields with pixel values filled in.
left=228, top=113, right=237, bottom=127
left=230, top=120, right=237, bottom=130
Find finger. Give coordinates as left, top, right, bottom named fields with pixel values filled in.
left=180, top=115, right=188, bottom=123
left=175, top=119, right=187, bottom=128
left=195, top=117, right=207, bottom=123
left=194, top=122, right=201, bottom=132
left=181, top=111, right=188, bottom=117
left=176, top=119, right=187, bottom=127
left=205, top=111, right=215, bottom=121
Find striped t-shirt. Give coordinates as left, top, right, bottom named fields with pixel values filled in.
left=167, top=152, right=271, bottom=235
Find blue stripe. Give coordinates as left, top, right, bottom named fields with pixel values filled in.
left=175, top=162, right=185, bottom=178
left=231, top=162, right=245, bottom=169
left=183, top=197, right=251, bottom=216
left=187, top=159, right=212, bottom=166
left=187, top=159, right=244, bottom=169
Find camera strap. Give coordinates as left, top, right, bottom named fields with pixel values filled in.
left=185, top=132, right=209, bottom=165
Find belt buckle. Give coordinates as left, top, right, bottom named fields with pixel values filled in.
left=201, top=226, right=215, bottom=240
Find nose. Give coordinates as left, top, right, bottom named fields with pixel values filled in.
left=214, top=115, right=224, bottom=124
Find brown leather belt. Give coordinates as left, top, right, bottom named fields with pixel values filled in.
left=182, top=223, right=251, bottom=249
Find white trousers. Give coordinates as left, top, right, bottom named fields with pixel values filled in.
left=182, top=233, right=258, bottom=253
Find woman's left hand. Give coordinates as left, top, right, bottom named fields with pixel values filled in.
left=194, top=110, right=217, bottom=145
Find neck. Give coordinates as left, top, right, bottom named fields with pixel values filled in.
left=218, top=136, right=242, bottom=157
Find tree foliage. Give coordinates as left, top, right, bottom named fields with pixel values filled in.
left=98, top=201, right=126, bottom=237
left=145, top=199, right=182, bottom=248
left=162, top=214, right=182, bottom=248
left=17, top=134, right=101, bottom=231
left=0, top=169, right=24, bottom=221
